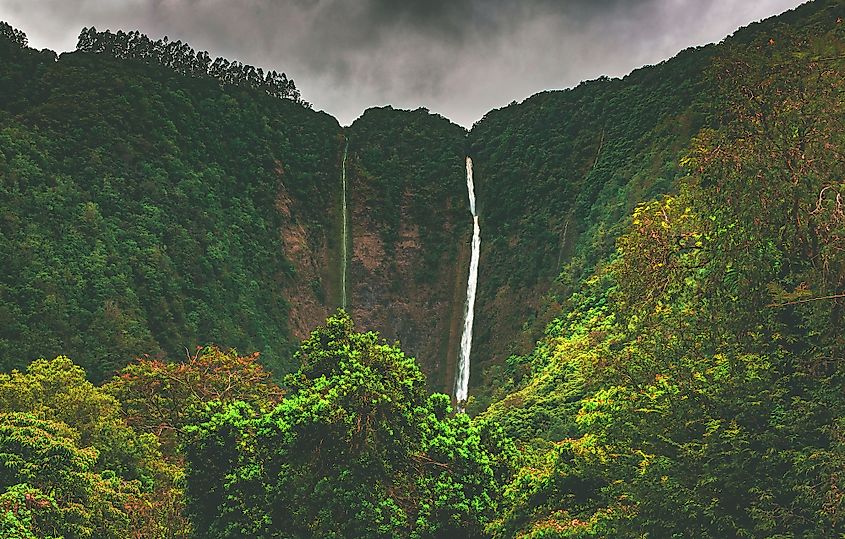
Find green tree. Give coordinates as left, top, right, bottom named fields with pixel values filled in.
left=184, top=311, right=514, bottom=538
left=0, top=357, right=190, bottom=538
left=0, top=356, right=161, bottom=481
left=0, top=413, right=132, bottom=538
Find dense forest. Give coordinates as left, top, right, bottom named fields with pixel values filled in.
left=2, top=0, right=845, bottom=536
left=75, top=28, right=303, bottom=103
left=0, top=22, right=340, bottom=379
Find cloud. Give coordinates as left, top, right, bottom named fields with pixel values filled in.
left=0, top=0, right=806, bottom=126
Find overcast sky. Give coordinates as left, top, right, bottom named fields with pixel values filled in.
left=0, top=0, right=806, bottom=127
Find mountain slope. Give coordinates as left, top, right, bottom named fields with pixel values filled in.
left=466, top=0, right=840, bottom=407
left=481, top=2, right=845, bottom=535
left=0, top=35, right=342, bottom=378
left=468, top=47, right=710, bottom=402
left=0, top=28, right=476, bottom=387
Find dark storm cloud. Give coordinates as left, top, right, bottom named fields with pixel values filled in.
left=0, top=0, right=806, bottom=126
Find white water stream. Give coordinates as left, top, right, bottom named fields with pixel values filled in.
left=455, top=156, right=480, bottom=411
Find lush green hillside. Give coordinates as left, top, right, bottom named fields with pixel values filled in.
left=346, top=107, right=470, bottom=390
left=0, top=28, right=474, bottom=387
left=466, top=0, right=841, bottom=409
left=481, top=1, right=845, bottom=536
left=468, top=47, right=709, bottom=399
left=2, top=1, right=845, bottom=536
left=0, top=26, right=342, bottom=378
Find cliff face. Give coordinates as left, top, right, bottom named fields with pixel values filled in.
left=345, top=182, right=469, bottom=392
left=275, top=163, right=335, bottom=344
left=344, top=107, right=470, bottom=392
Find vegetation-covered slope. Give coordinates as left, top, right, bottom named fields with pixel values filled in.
left=0, top=25, right=342, bottom=378
left=468, top=48, right=709, bottom=398
left=482, top=2, right=845, bottom=536
left=0, top=27, right=476, bottom=387
left=466, top=0, right=840, bottom=407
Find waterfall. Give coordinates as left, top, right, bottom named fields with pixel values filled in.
left=455, top=156, right=480, bottom=411
left=341, top=140, right=349, bottom=309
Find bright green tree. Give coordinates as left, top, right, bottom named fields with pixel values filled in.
left=0, top=357, right=190, bottom=538
left=0, top=413, right=133, bottom=538
left=184, top=311, right=514, bottom=538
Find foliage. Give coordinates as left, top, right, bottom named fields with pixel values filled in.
left=0, top=356, right=162, bottom=481
left=0, top=22, right=26, bottom=48
left=184, top=312, right=515, bottom=538
left=76, top=28, right=303, bottom=103
left=107, top=345, right=284, bottom=456
left=0, top=25, right=55, bottom=113
left=0, top=357, right=191, bottom=538
left=487, top=5, right=845, bottom=537
left=0, top=23, right=342, bottom=378
left=0, top=413, right=133, bottom=538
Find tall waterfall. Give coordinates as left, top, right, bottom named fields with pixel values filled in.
left=455, top=156, right=480, bottom=411
left=341, top=140, right=349, bottom=309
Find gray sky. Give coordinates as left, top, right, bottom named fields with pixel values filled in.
left=0, top=0, right=806, bottom=127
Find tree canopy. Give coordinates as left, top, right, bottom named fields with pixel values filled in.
left=77, top=28, right=303, bottom=103
left=184, top=312, right=515, bottom=538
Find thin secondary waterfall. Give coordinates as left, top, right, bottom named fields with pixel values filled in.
left=341, top=140, right=349, bottom=309
left=455, top=156, right=480, bottom=411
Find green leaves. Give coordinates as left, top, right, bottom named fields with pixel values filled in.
left=0, top=356, right=191, bottom=537
left=184, top=312, right=515, bottom=538
left=0, top=413, right=133, bottom=539
left=486, top=7, right=845, bottom=537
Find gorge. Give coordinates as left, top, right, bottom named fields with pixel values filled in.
left=0, top=0, right=836, bottom=401
left=1, top=1, right=844, bottom=536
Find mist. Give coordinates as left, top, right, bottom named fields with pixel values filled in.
left=0, top=0, right=806, bottom=126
